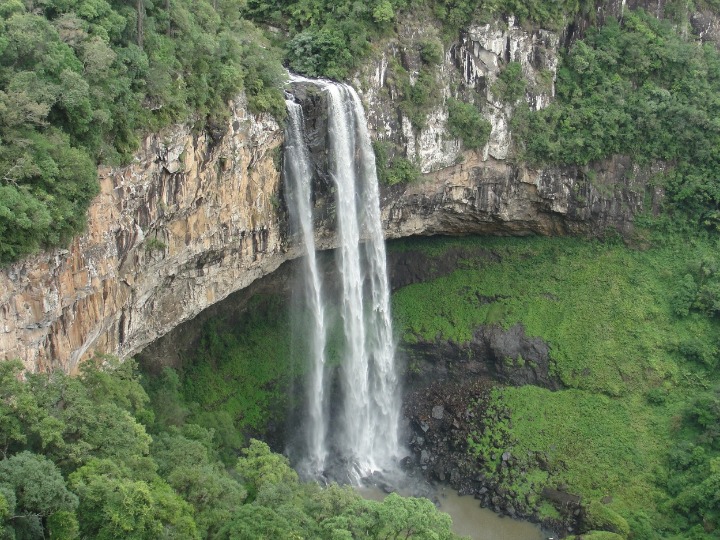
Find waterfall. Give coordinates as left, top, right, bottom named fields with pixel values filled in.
left=284, top=76, right=401, bottom=482
left=283, top=99, right=330, bottom=476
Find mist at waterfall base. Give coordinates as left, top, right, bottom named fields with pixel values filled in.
left=280, top=78, right=553, bottom=539
left=282, top=76, right=404, bottom=486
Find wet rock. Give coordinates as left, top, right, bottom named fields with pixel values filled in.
left=399, top=323, right=563, bottom=391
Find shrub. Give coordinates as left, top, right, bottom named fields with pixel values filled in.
left=419, top=38, right=444, bottom=65
left=286, top=27, right=355, bottom=80
left=447, top=99, right=492, bottom=150
left=671, top=274, right=697, bottom=317
left=515, top=11, right=720, bottom=231
left=373, top=140, right=421, bottom=185
left=582, top=501, right=630, bottom=538
left=492, top=61, right=527, bottom=103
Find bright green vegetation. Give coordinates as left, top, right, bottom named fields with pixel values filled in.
left=516, top=10, right=720, bottom=231
left=390, top=234, right=720, bottom=538
left=0, top=356, right=464, bottom=539
left=142, top=294, right=354, bottom=464
left=491, top=62, right=526, bottom=104
left=249, top=0, right=594, bottom=81
left=374, top=141, right=422, bottom=185
left=0, top=0, right=285, bottom=263
left=392, top=56, right=444, bottom=130
left=430, top=0, right=594, bottom=32
left=446, top=99, right=491, bottom=150
left=144, top=295, right=296, bottom=464
left=248, top=0, right=399, bottom=80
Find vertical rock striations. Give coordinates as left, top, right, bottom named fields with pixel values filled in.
left=1, top=15, right=670, bottom=372
left=0, top=97, right=285, bottom=373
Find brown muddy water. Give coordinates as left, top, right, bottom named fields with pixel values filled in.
left=358, top=486, right=548, bottom=540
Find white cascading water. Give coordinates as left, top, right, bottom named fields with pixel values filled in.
left=283, top=99, right=329, bottom=476
left=284, top=75, right=401, bottom=482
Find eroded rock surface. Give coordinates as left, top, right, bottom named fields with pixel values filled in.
left=2, top=17, right=664, bottom=372
left=403, top=323, right=561, bottom=390
left=0, top=98, right=287, bottom=373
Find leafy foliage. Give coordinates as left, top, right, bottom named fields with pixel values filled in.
left=374, top=141, right=422, bottom=185
left=664, top=385, right=720, bottom=536
left=491, top=61, right=526, bottom=103
left=431, top=0, right=594, bottom=33
left=446, top=99, right=491, bottom=150
left=390, top=234, right=720, bottom=537
left=516, top=11, right=720, bottom=231
left=248, top=0, right=410, bottom=79
left=286, top=26, right=359, bottom=80
left=396, top=63, right=443, bottom=130
left=173, top=296, right=297, bottom=461
left=0, top=356, right=463, bottom=540
left=0, top=0, right=285, bottom=264
left=0, top=452, right=79, bottom=537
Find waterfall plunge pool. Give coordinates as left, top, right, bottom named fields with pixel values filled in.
left=358, top=485, right=549, bottom=540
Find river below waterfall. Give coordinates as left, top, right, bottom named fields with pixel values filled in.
left=358, top=486, right=547, bottom=540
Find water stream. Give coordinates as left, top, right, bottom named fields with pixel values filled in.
left=283, top=99, right=329, bottom=475
left=284, top=77, right=553, bottom=539
left=284, top=76, right=401, bottom=482
left=358, top=486, right=547, bottom=540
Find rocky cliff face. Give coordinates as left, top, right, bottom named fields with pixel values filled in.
left=356, top=13, right=659, bottom=239
left=2, top=15, right=662, bottom=373
left=0, top=98, right=288, bottom=373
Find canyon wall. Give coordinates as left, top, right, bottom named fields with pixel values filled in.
left=1, top=19, right=659, bottom=373
left=0, top=98, right=288, bottom=373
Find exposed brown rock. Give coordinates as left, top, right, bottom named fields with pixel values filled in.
left=0, top=97, right=288, bottom=373
left=1, top=22, right=667, bottom=373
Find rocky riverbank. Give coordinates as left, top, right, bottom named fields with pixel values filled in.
left=401, top=370, right=581, bottom=535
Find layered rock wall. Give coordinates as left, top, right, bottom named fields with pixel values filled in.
left=0, top=98, right=287, bottom=373
left=1, top=15, right=661, bottom=372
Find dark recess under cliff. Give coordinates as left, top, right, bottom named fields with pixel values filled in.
left=138, top=236, right=571, bottom=529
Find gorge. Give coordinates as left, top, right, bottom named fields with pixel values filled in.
left=3, top=1, right=720, bottom=538
left=0, top=17, right=650, bottom=374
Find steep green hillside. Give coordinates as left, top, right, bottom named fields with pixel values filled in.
left=391, top=233, right=720, bottom=538
left=514, top=10, right=720, bottom=233
left=141, top=232, right=720, bottom=538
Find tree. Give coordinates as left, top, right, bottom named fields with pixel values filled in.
left=151, top=427, right=247, bottom=537
left=492, top=62, right=526, bottom=104
left=447, top=99, right=492, bottom=150
left=0, top=452, right=79, bottom=539
left=235, top=439, right=298, bottom=496
left=69, top=459, right=199, bottom=540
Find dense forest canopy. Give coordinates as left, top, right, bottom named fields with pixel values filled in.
left=0, top=357, right=464, bottom=539
left=1, top=0, right=720, bottom=262
left=3, top=0, right=720, bottom=538
left=0, top=0, right=285, bottom=262
left=2, top=0, right=720, bottom=262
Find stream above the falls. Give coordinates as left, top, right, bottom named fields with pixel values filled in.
left=358, top=486, right=548, bottom=540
